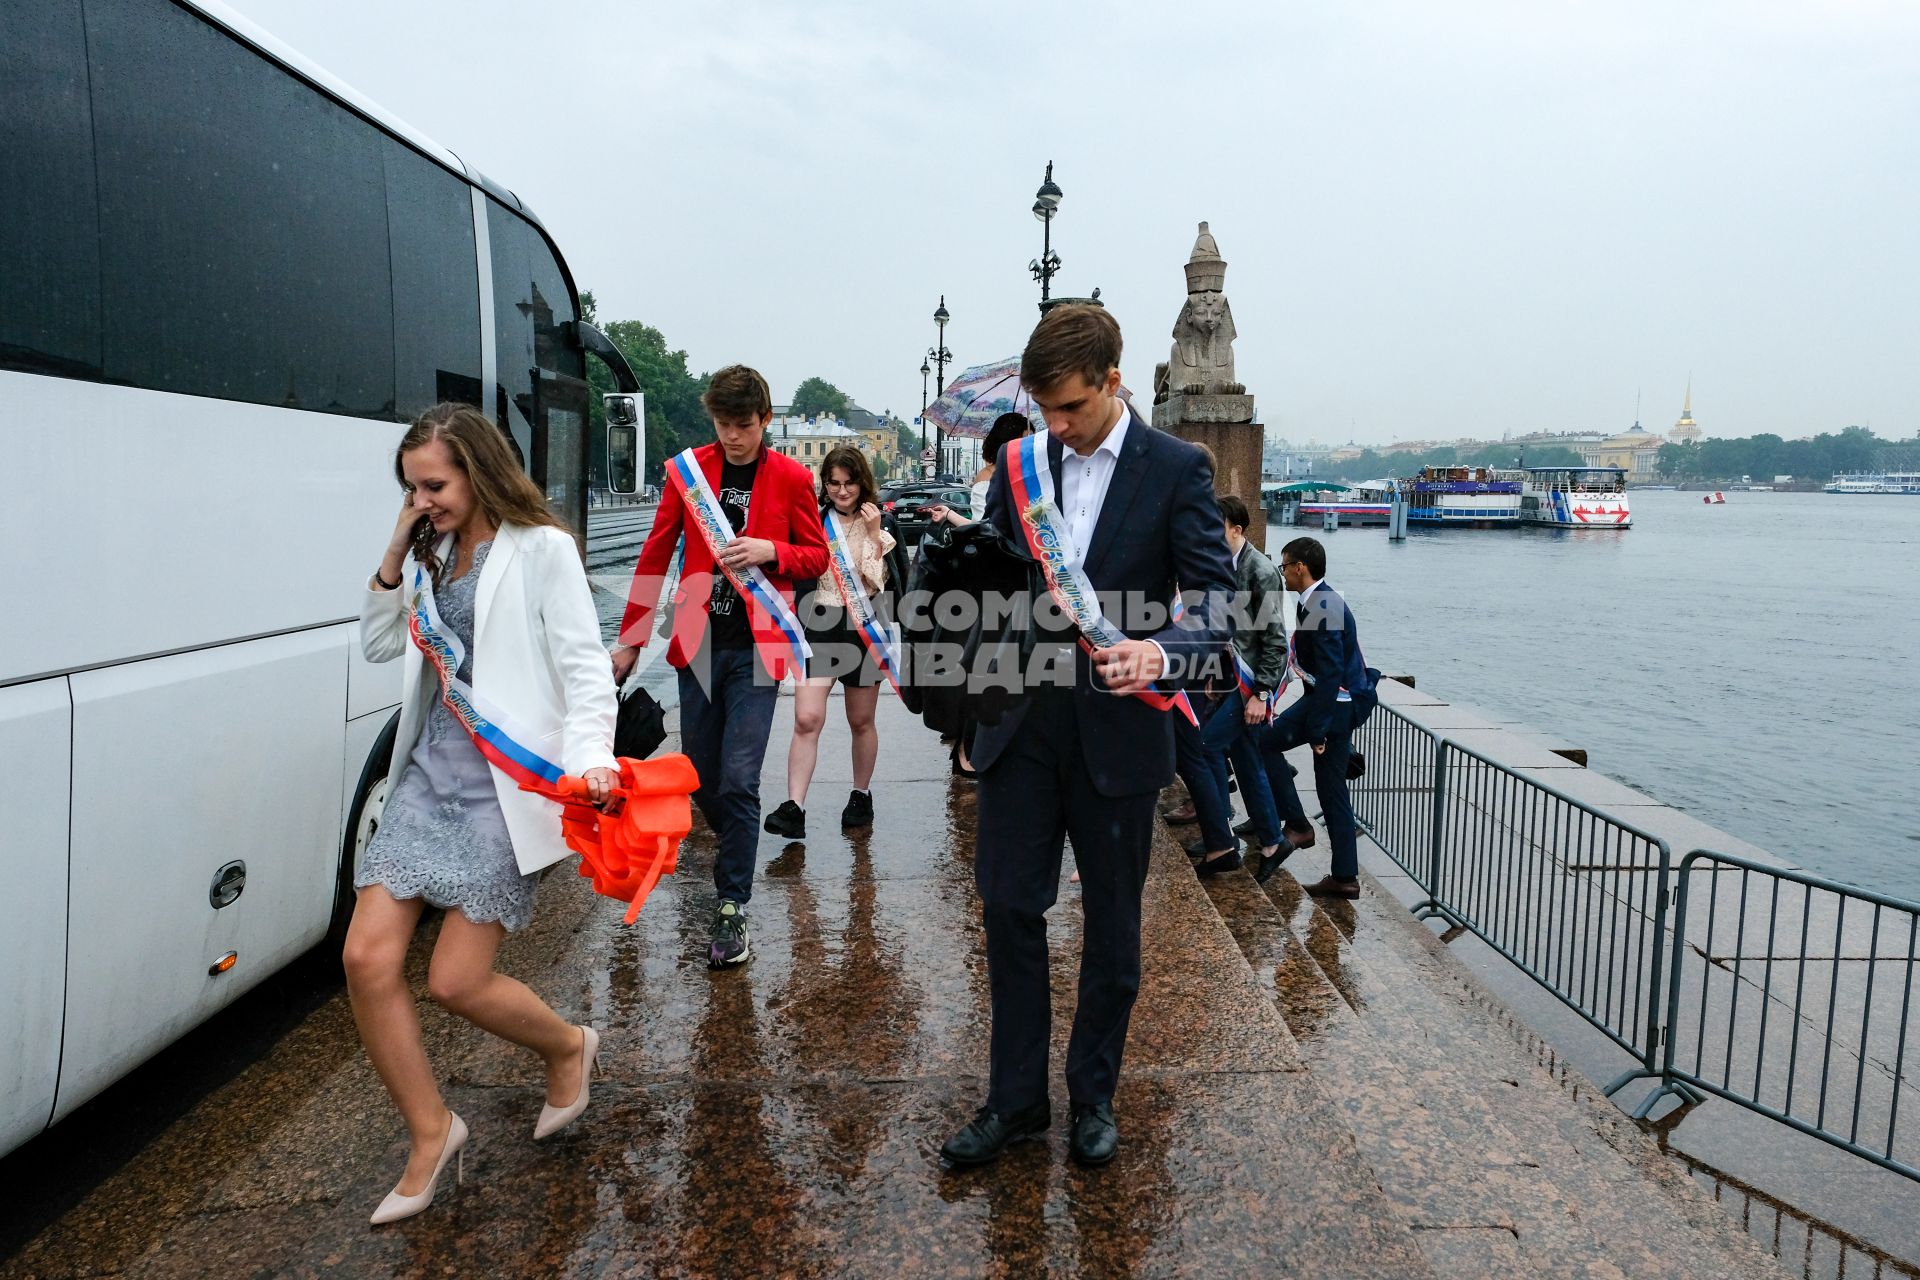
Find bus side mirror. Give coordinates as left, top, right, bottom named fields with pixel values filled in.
left=605, top=392, right=642, bottom=494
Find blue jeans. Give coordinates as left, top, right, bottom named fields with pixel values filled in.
left=1258, top=702, right=1359, bottom=879
left=1190, top=690, right=1284, bottom=853
left=677, top=648, right=778, bottom=905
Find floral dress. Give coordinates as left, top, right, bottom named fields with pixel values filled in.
left=355, top=542, right=537, bottom=931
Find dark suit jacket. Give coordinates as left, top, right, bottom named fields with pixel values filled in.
left=972, top=410, right=1235, bottom=796
left=1286, top=580, right=1375, bottom=741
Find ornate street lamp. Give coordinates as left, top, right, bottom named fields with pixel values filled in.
left=928, top=296, right=951, bottom=478
left=919, top=357, right=931, bottom=477
left=1029, top=161, right=1063, bottom=307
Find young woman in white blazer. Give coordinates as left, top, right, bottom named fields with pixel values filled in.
left=347, top=403, right=618, bottom=1225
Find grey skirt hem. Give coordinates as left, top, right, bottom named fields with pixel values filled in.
left=356, top=875, right=534, bottom=934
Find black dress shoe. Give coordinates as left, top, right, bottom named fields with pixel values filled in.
left=1233, top=817, right=1257, bottom=838
left=1195, top=846, right=1242, bottom=878
left=1252, top=845, right=1291, bottom=885
left=1068, top=1100, right=1118, bottom=1166
left=1184, top=835, right=1239, bottom=860
left=940, top=1100, right=1050, bottom=1167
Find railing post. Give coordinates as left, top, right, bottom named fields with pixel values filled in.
left=1634, top=851, right=1704, bottom=1117
left=1420, top=735, right=1447, bottom=918
left=1642, top=839, right=1674, bottom=1076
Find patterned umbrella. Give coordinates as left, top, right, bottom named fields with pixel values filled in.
left=923, top=357, right=1136, bottom=439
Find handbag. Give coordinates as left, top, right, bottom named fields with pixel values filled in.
left=614, top=682, right=668, bottom=760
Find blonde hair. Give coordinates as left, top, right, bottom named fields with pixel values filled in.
left=395, top=403, right=577, bottom=580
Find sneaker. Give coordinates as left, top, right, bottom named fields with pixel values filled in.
left=709, top=901, right=751, bottom=968
left=841, top=789, right=874, bottom=828
left=763, top=800, right=806, bottom=839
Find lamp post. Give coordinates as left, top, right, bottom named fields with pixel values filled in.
left=919, top=357, right=931, bottom=478
left=1029, top=161, right=1063, bottom=308
left=927, top=296, right=951, bottom=479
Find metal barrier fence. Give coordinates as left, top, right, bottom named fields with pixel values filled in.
left=1430, top=742, right=1676, bottom=1083
left=1348, top=702, right=1442, bottom=901
left=1642, top=851, right=1919, bottom=1183
left=1345, top=709, right=1920, bottom=1185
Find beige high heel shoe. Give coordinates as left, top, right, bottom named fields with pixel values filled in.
left=534, top=1026, right=600, bottom=1140
left=370, top=1111, right=467, bottom=1225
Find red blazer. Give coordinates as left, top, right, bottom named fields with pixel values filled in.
left=617, top=443, right=829, bottom=680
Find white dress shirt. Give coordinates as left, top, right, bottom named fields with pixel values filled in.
left=1058, top=398, right=1129, bottom=555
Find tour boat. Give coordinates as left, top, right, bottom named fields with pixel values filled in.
left=1824, top=471, right=1920, bottom=495
left=1395, top=466, right=1522, bottom=527
left=1509, top=467, right=1632, bottom=527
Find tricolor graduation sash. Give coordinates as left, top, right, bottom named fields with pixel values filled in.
left=1005, top=433, right=1198, bottom=725
left=1172, top=592, right=1285, bottom=714
left=665, top=447, right=811, bottom=676
left=821, top=507, right=904, bottom=692
left=406, top=560, right=567, bottom=793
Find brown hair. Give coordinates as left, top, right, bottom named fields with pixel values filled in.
left=1021, top=304, right=1122, bottom=393
left=702, top=364, right=772, bottom=422
left=818, top=445, right=878, bottom=509
left=395, top=402, right=576, bottom=581
left=1192, top=441, right=1218, bottom=473
left=1218, top=494, right=1250, bottom=530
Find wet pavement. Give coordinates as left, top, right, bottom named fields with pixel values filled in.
left=2, top=685, right=1794, bottom=1278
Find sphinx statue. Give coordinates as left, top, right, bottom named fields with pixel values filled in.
left=1154, top=222, right=1245, bottom=402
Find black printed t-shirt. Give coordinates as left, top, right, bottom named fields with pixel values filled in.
left=705, top=456, right=759, bottom=649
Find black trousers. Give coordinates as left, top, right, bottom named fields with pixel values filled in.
left=974, top=687, right=1156, bottom=1112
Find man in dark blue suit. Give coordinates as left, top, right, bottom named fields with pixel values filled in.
left=940, top=305, right=1234, bottom=1169
left=1252, top=536, right=1377, bottom=896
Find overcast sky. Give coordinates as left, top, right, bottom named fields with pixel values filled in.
left=236, top=0, right=1919, bottom=446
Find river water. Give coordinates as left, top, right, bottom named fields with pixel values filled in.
left=1315, top=489, right=1920, bottom=900
left=589, top=492, right=1920, bottom=901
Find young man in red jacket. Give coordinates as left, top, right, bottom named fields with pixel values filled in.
left=611, top=366, right=829, bottom=967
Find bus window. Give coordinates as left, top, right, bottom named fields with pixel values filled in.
left=88, top=0, right=395, bottom=416
left=0, top=0, right=101, bottom=379
left=488, top=202, right=586, bottom=525
left=383, top=138, right=482, bottom=420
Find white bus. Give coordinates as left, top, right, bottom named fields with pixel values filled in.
left=1, top=0, right=641, bottom=1157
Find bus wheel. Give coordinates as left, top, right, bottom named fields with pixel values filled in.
left=328, top=718, right=397, bottom=948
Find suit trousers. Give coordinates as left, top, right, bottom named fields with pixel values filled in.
left=1258, top=701, right=1360, bottom=879
left=975, top=686, right=1156, bottom=1112
left=677, top=647, right=778, bottom=905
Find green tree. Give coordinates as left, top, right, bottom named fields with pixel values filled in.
left=1657, top=441, right=1699, bottom=480
left=581, top=291, right=711, bottom=487
left=790, top=377, right=850, bottom=420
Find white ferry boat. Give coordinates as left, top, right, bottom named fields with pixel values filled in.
left=1395, top=466, right=1522, bottom=527
left=1508, top=466, right=1632, bottom=527
left=1824, top=472, right=1920, bottom=495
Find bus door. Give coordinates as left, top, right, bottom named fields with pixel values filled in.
left=532, top=365, right=590, bottom=536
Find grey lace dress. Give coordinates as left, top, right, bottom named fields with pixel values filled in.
left=355, top=542, right=538, bottom=931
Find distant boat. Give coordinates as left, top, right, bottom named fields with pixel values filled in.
left=1824, top=471, right=1920, bottom=495
left=1395, top=466, right=1521, bottom=527
left=1703, top=492, right=1726, bottom=504
left=1504, top=466, right=1632, bottom=528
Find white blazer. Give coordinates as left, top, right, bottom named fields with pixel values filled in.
left=360, top=522, right=618, bottom=874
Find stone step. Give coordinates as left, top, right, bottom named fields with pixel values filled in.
left=1210, top=848, right=1784, bottom=1278
left=1262, top=864, right=1785, bottom=1272
left=1202, top=869, right=1625, bottom=1277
